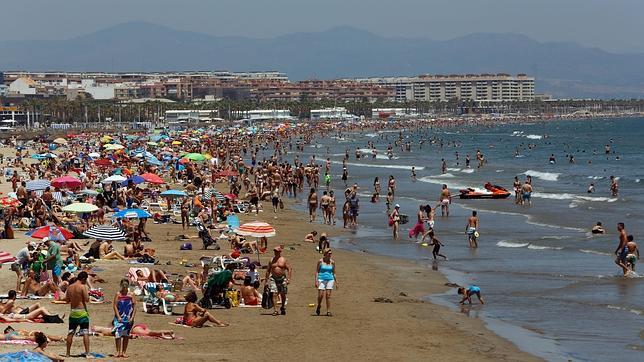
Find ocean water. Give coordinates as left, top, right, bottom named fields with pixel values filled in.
left=266, top=117, right=644, bottom=361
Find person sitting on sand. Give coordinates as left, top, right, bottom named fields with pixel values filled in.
left=181, top=273, right=201, bottom=292
left=3, top=325, right=64, bottom=343
left=458, top=285, right=485, bottom=305
left=304, top=231, right=318, bottom=243
left=21, top=269, right=57, bottom=297
left=182, top=291, right=229, bottom=327
left=1, top=289, right=42, bottom=314
left=0, top=305, right=64, bottom=323
left=34, top=331, right=65, bottom=362
left=591, top=222, right=605, bottom=234
left=99, top=240, right=126, bottom=260
left=240, top=276, right=261, bottom=305
left=90, top=325, right=176, bottom=340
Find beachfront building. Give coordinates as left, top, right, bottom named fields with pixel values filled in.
left=164, top=109, right=220, bottom=122
left=310, top=107, right=358, bottom=121
left=233, top=109, right=294, bottom=121
left=371, top=108, right=420, bottom=119
left=354, top=74, right=535, bottom=102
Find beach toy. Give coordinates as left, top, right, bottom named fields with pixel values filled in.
left=308, top=303, right=316, bottom=307
left=421, top=243, right=428, bottom=247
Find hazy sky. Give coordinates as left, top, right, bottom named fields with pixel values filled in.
left=1, top=0, right=641, bottom=53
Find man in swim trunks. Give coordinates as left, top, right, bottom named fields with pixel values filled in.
left=614, top=223, right=629, bottom=275
left=65, top=271, right=90, bottom=358
left=624, top=235, right=639, bottom=274
left=465, top=211, right=479, bottom=248
left=439, top=184, right=451, bottom=217
left=44, top=237, right=63, bottom=285
left=265, top=246, right=292, bottom=316
left=521, top=180, right=532, bottom=206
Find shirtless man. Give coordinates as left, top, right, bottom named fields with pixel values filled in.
left=264, top=246, right=292, bottom=316
left=439, top=184, right=452, bottom=217
left=466, top=211, right=479, bottom=248
left=614, top=223, right=629, bottom=275
left=624, top=236, right=639, bottom=273
left=609, top=176, right=619, bottom=197
left=521, top=180, right=533, bottom=206
left=65, top=271, right=90, bottom=358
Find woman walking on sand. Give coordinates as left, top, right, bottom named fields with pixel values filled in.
left=308, top=187, right=318, bottom=222
left=315, top=248, right=338, bottom=317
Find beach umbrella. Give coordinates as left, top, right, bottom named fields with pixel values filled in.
left=51, top=176, right=82, bottom=189
left=104, top=144, right=125, bottom=151
left=26, top=179, right=51, bottom=191
left=53, top=138, right=68, bottom=145
left=234, top=221, right=276, bottom=238
left=227, top=214, right=240, bottom=230
left=62, top=202, right=99, bottom=213
left=171, top=140, right=182, bottom=145
left=101, top=175, right=126, bottom=183
left=114, top=208, right=151, bottom=219
left=78, top=189, right=100, bottom=196
left=83, top=225, right=126, bottom=241
left=224, top=193, right=237, bottom=200
left=181, top=153, right=206, bottom=162
left=145, top=157, right=163, bottom=166
left=28, top=225, right=74, bottom=241
left=160, top=189, right=187, bottom=197
left=147, top=141, right=159, bottom=147
left=0, top=196, right=21, bottom=208
left=94, top=158, right=113, bottom=167
left=213, top=190, right=225, bottom=201
left=88, top=152, right=101, bottom=159
left=120, top=175, right=145, bottom=186
left=100, top=135, right=113, bottom=143
left=140, top=173, right=165, bottom=184
left=0, top=251, right=16, bottom=264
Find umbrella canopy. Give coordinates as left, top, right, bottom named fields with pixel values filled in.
left=104, top=143, right=125, bottom=150
left=26, top=179, right=51, bottom=191
left=62, top=202, right=99, bottom=213
left=213, top=190, right=226, bottom=201
left=171, top=140, right=182, bottom=145
left=120, top=175, right=145, bottom=186
left=102, top=175, right=127, bottom=183
left=140, top=173, right=165, bottom=184
left=53, top=138, right=68, bottom=145
left=87, top=152, right=101, bottom=159
left=160, top=189, right=187, bottom=197
left=94, top=158, right=113, bottom=167
left=234, top=222, right=276, bottom=238
left=83, top=225, right=126, bottom=240
left=181, top=153, right=206, bottom=162
left=78, top=189, right=100, bottom=196
left=0, top=196, right=22, bottom=208
left=114, top=208, right=151, bottom=219
left=31, top=153, right=58, bottom=160
left=224, top=193, right=237, bottom=200
left=29, top=225, right=74, bottom=241
left=227, top=214, right=240, bottom=230
left=51, top=176, right=82, bottom=189
left=0, top=251, right=16, bottom=264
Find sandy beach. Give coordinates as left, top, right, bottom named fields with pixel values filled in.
left=0, top=141, right=538, bottom=361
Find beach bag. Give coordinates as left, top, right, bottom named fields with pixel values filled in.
left=261, top=286, right=273, bottom=309
left=279, top=199, right=284, bottom=209
left=388, top=216, right=394, bottom=227
left=225, top=289, right=239, bottom=307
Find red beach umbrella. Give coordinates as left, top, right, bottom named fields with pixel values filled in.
left=140, top=173, right=165, bottom=184
left=30, top=225, right=75, bottom=240
left=51, top=176, right=83, bottom=189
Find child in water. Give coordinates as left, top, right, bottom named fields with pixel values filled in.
left=458, top=285, right=485, bottom=304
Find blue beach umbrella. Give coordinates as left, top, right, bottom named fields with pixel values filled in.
left=114, top=208, right=152, bottom=219
left=160, top=190, right=187, bottom=197
left=120, top=175, right=145, bottom=186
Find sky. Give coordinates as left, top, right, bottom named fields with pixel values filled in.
left=1, top=0, right=641, bottom=53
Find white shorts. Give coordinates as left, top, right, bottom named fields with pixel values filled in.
left=441, top=199, right=449, bottom=206
left=427, top=220, right=435, bottom=229
left=317, top=279, right=335, bottom=290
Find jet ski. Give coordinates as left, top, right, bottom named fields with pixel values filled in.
left=459, top=183, right=511, bottom=199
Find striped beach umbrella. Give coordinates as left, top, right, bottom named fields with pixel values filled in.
left=0, top=251, right=16, bottom=264
left=83, top=225, right=126, bottom=240
left=234, top=221, right=276, bottom=238
left=26, top=179, right=51, bottom=191
left=212, top=190, right=225, bottom=201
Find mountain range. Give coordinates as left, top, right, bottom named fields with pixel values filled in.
left=1, top=22, right=643, bottom=99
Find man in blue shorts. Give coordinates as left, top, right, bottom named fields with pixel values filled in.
left=44, top=237, right=63, bottom=285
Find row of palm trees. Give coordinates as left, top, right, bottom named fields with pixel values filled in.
left=17, top=97, right=644, bottom=124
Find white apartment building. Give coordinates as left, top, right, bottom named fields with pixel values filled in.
left=355, top=74, right=535, bottom=102
left=310, top=107, right=357, bottom=121
left=165, top=110, right=220, bottom=122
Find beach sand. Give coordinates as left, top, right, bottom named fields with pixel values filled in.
left=0, top=147, right=538, bottom=361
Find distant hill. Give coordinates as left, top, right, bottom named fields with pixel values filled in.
left=1, top=22, right=644, bottom=99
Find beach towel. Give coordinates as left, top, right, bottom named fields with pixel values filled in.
left=0, top=340, right=36, bottom=345
left=0, top=350, right=50, bottom=362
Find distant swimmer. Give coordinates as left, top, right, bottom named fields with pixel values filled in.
left=439, top=184, right=452, bottom=217
left=549, top=154, right=556, bottom=164
left=441, top=158, right=447, bottom=174
left=609, top=176, right=619, bottom=197
left=411, top=166, right=417, bottom=181
left=458, top=285, right=485, bottom=305
left=465, top=211, right=479, bottom=248
left=591, top=222, right=605, bottom=234
left=587, top=183, right=595, bottom=193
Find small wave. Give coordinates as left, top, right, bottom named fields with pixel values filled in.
left=533, top=192, right=617, bottom=203
left=579, top=249, right=612, bottom=256
left=587, top=176, right=605, bottom=180
left=461, top=169, right=475, bottom=173
left=331, top=160, right=424, bottom=170
left=515, top=154, right=526, bottom=158
left=417, top=176, right=470, bottom=191
left=375, top=154, right=399, bottom=160
left=495, top=169, right=504, bottom=173
left=540, top=235, right=569, bottom=240
left=496, top=241, right=529, bottom=248
left=525, top=134, right=543, bottom=140
left=527, top=244, right=564, bottom=250
left=636, top=179, right=641, bottom=183
left=523, top=170, right=560, bottom=181
left=364, top=133, right=377, bottom=138
left=607, top=305, right=643, bottom=315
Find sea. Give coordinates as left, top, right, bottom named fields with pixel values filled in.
left=261, top=117, right=644, bottom=361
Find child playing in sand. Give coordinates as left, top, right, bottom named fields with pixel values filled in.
left=458, top=285, right=485, bottom=305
